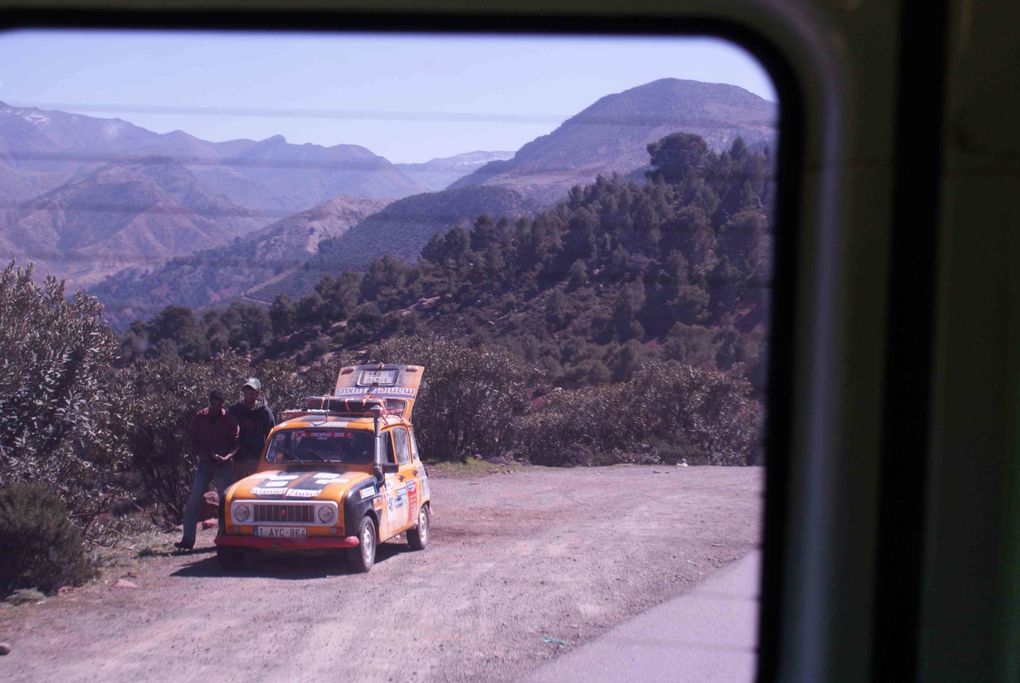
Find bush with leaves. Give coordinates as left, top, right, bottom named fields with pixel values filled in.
left=0, top=481, right=95, bottom=597
left=514, top=385, right=654, bottom=467
left=0, top=262, right=130, bottom=526
left=515, top=360, right=763, bottom=466
left=634, top=361, right=763, bottom=465
left=123, top=353, right=336, bottom=522
left=366, top=336, right=531, bottom=461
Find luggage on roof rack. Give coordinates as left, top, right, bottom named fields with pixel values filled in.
left=304, top=395, right=385, bottom=416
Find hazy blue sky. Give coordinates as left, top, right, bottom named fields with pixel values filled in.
left=0, top=30, right=775, bottom=163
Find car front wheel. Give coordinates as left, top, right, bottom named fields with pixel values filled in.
left=348, top=515, right=377, bottom=573
left=407, top=503, right=429, bottom=550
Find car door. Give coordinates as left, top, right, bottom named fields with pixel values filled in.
left=390, top=426, right=419, bottom=533
left=378, top=426, right=417, bottom=540
left=408, top=426, right=430, bottom=506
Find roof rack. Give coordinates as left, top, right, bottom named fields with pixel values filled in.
left=303, top=395, right=385, bottom=416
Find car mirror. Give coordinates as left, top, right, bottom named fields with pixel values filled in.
left=373, top=463, right=398, bottom=484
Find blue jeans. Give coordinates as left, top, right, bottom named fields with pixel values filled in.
left=180, top=459, right=233, bottom=547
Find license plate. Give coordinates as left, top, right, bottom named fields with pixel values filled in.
left=255, top=526, right=307, bottom=538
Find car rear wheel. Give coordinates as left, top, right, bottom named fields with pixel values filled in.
left=216, top=546, right=245, bottom=569
left=348, top=515, right=377, bottom=573
left=407, top=503, right=430, bottom=550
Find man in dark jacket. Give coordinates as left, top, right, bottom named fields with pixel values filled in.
left=176, top=389, right=238, bottom=550
left=228, top=377, right=275, bottom=481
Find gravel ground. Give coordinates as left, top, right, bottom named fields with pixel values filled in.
left=0, top=465, right=763, bottom=682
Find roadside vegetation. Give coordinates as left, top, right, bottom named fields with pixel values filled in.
left=0, top=133, right=771, bottom=598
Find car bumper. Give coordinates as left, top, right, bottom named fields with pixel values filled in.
left=215, top=534, right=360, bottom=550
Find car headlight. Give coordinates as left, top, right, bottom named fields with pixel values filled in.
left=233, top=503, right=252, bottom=523
left=317, top=504, right=337, bottom=524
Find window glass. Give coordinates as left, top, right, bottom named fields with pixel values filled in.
left=383, top=431, right=396, bottom=464
left=265, top=429, right=374, bottom=464
left=393, top=428, right=411, bottom=465
left=409, top=428, right=421, bottom=461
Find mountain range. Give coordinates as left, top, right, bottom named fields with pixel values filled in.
left=451, top=79, right=776, bottom=205
left=0, top=101, right=423, bottom=212
left=0, top=100, right=456, bottom=288
left=283, top=78, right=777, bottom=289
left=0, top=158, right=263, bottom=288
left=0, top=78, right=777, bottom=323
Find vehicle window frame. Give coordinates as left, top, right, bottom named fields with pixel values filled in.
left=0, top=10, right=816, bottom=681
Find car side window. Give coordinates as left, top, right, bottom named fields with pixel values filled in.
left=409, top=428, right=420, bottom=462
left=393, top=427, right=411, bottom=466
left=383, top=430, right=396, bottom=464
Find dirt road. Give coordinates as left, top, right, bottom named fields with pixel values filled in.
left=0, top=465, right=763, bottom=682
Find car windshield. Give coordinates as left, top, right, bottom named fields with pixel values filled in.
left=265, top=429, right=375, bottom=465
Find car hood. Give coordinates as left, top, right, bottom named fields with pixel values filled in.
left=229, top=469, right=374, bottom=502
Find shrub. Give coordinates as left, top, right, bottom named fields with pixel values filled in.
left=514, top=384, right=660, bottom=466
left=0, top=262, right=131, bottom=526
left=633, top=361, right=763, bottom=465
left=515, top=360, right=763, bottom=466
left=366, top=335, right=532, bottom=461
left=0, top=481, right=95, bottom=597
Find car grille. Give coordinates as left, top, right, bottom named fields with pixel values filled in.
left=253, top=504, right=314, bottom=524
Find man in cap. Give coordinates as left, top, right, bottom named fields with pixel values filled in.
left=228, top=377, right=275, bottom=482
left=176, top=389, right=239, bottom=551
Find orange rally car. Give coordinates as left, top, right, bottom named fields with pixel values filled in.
left=215, top=364, right=431, bottom=572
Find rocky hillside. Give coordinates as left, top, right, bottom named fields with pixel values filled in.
left=2, top=158, right=264, bottom=288
left=91, top=195, right=388, bottom=326
left=245, top=184, right=542, bottom=302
